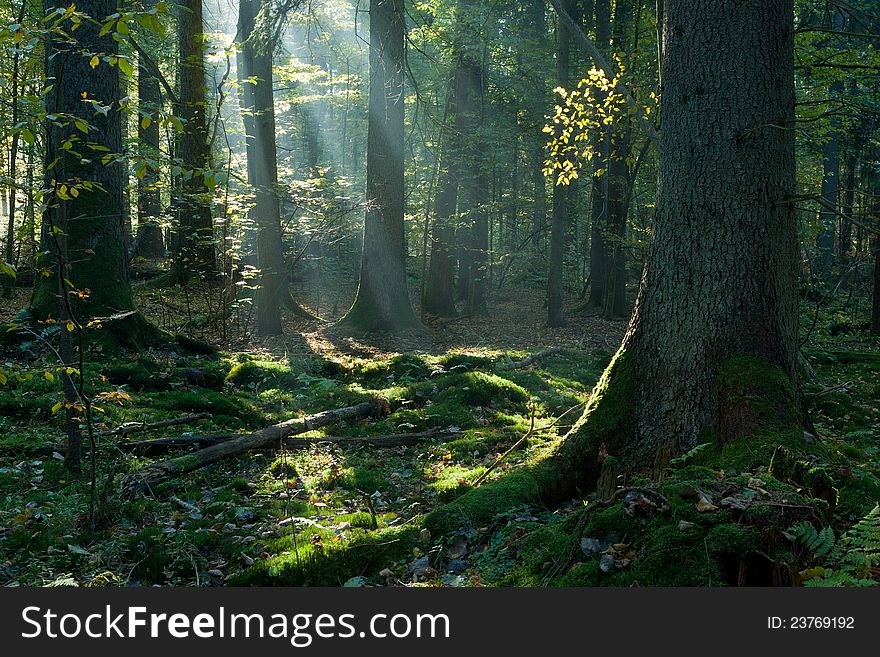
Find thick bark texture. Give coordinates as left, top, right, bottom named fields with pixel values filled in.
left=31, top=0, right=135, bottom=322
left=237, top=0, right=285, bottom=336
left=340, top=0, right=420, bottom=332
left=559, top=0, right=801, bottom=489
left=172, top=0, right=215, bottom=281
left=428, top=0, right=805, bottom=529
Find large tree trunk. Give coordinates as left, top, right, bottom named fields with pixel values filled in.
left=172, top=0, right=216, bottom=281
left=339, top=0, right=420, bottom=332
left=559, top=0, right=801, bottom=487
left=431, top=0, right=803, bottom=525
left=547, top=0, right=574, bottom=327
left=31, top=0, right=135, bottom=323
left=237, top=0, right=285, bottom=336
left=134, top=31, right=166, bottom=260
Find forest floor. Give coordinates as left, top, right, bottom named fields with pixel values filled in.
left=0, top=274, right=878, bottom=587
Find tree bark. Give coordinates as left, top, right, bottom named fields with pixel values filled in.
left=134, top=23, right=166, bottom=260
left=237, top=0, right=285, bottom=335
left=339, top=0, right=420, bottom=332
left=30, top=0, right=137, bottom=324
left=172, top=0, right=216, bottom=281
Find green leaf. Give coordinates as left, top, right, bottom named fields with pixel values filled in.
left=117, top=57, right=133, bottom=77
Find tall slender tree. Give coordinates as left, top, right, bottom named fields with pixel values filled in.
left=172, top=0, right=215, bottom=281
left=547, top=0, right=574, bottom=327
left=237, top=0, right=284, bottom=335
left=133, top=37, right=166, bottom=259
left=339, top=0, right=420, bottom=332
left=602, top=0, right=635, bottom=319
left=587, top=0, right=611, bottom=309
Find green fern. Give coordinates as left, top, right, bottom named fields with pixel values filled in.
left=796, top=504, right=880, bottom=587
left=789, top=522, right=838, bottom=559
left=669, top=442, right=711, bottom=466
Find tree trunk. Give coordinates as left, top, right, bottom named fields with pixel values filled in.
left=423, top=66, right=466, bottom=318
left=134, top=30, right=166, bottom=260
left=338, top=0, right=420, bottom=332
left=814, top=9, right=844, bottom=277
left=602, top=0, right=635, bottom=320
left=237, top=0, right=285, bottom=336
left=527, top=0, right=547, bottom=254
left=547, top=0, right=574, bottom=327
left=31, top=0, right=136, bottom=323
left=838, top=128, right=858, bottom=262
left=2, top=0, right=26, bottom=298
left=555, top=0, right=803, bottom=491
left=588, top=0, right=611, bottom=309
left=172, top=0, right=215, bottom=281
left=873, top=237, right=880, bottom=335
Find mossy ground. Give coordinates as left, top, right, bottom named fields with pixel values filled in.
left=0, top=287, right=877, bottom=587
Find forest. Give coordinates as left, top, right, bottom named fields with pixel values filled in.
left=0, top=0, right=878, bottom=589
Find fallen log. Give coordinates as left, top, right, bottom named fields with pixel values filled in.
left=507, top=347, right=563, bottom=369
left=127, top=400, right=386, bottom=491
left=124, top=428, right=463, bottom=455
left=96, top=413, right=212, bottom=437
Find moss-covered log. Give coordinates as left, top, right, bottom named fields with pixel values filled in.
left=128, top=400, right=387, bottom=490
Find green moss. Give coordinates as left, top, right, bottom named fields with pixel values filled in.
left=225, top=360, right=299, bottom=389
left=230, top=525, right=420, bottom=586
left=350, top=354, right=431, bottom=385
left=148, top=391, right=262, bottom=425
left=435, top=371, right=530, bottom=407
left=174, top=333, right=218, bottom=355
left=836, top=477, right=880, bottom=520
left=424, top=466, right=549, bottom=535
left=102, top=359, right=166, bottom=391
left=583, top=503, right=640, bottom=538
left=436, top=353, right=495, bottom=372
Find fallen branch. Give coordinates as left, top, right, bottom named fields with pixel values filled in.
left=126, top=400, right=386, bottom=491
left=96, top=413, right=212, bottom=438
left=805, top=381, right=852, bottom=399
left=506, top=347, right=563, bottom=369
left=124, top=428, right=463, bottom=455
